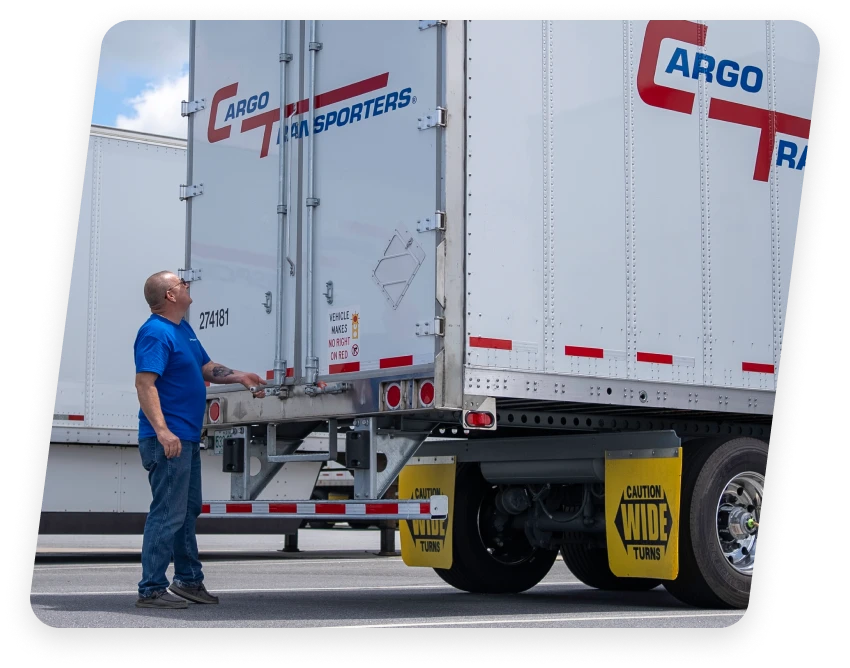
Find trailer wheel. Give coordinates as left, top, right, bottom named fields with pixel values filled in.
left=664, top=437, right=766, bottom=609
left=560, top=542, right=660, bottom=591
left=434, top=464, right=558, bottom=594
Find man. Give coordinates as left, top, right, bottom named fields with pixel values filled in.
left=133, top=271, right=266, bottom=609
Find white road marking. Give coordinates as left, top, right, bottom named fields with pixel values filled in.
left=30, top=581, right=582, bottom=597
left=33, top=554, right=566, bottom=570
left=325, top=612, right=743, bottom=628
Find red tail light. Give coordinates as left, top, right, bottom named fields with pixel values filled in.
left=465, top=411, right=494, bottom=428
left=419, top=381, right=435, bottom=407
left=385, top=383, right=402, bottom=410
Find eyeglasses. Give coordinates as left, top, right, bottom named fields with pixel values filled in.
left=165, top=278, right=188, bottom=295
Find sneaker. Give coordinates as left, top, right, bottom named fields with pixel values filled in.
left=169, top=581, right=219, bottom=604
left=135, top=590, right=189, bottom=609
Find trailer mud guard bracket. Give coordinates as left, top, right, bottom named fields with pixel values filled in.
left=399, top=456, right=456, bottom=569
left=604, top=447, right=682, bottom=581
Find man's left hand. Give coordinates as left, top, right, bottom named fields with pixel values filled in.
left=238, top=372, right=267, bottom=398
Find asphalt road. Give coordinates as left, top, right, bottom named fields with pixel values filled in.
left=31, top=530, right=744, bottom=628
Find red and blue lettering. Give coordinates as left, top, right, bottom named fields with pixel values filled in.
left=638, top=20, right=811, bottom=182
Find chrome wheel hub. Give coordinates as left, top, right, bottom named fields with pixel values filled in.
left=716, top=471, right=763, bottom=575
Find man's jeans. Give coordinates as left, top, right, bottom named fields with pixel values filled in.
left=137, top=437, right=204, bottom=597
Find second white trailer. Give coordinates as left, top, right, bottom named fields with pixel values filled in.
left=44, top=125, right=326, bottom=535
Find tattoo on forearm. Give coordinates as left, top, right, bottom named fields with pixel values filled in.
left=212, top=366, right=235, bottom=378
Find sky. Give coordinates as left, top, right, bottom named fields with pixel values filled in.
left=92, top=20, right=189, bottom=138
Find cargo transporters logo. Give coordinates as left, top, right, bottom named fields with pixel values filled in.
left=639, top=20, right=812, bottom=182
left=605, top=448, right=682, bottom=580
left=207, top=72, right=415, bottom=158
left=399, top=457, right=456, bottom=569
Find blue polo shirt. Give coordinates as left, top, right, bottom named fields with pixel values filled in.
left=134, top=314, right=211, bottom=442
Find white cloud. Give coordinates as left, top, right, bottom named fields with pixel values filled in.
left=115, top=74, right=188, bottom=138
left=98, top=21, right=189, bottom=90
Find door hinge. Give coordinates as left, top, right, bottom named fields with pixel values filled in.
left=418, top=107, right=447, bottom=131
left=416, top=317, right=445, bottom=337
left=179, top=183, right=204, bottom=200
left=181, top=98, right=206, bottom=117
left=417, top=210, right=446, bottom=233
left=419, top=20, right=447, bottom=31
left=178, top=268, right=202, bottom=282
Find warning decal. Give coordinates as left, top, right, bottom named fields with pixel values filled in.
left=327, top=306, right=360, bottom=368
left=605, top=449, right=682, bottom=580
left=399, top=457, right=455, bottom=569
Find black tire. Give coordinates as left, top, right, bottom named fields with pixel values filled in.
left=560, top=542, right=660, bottom=591
left=664, top=437, right=767, bottom=609
left=433, top=464, right=558, bottom=593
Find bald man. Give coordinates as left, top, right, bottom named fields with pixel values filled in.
left=133, top=271, right=266, bottom=609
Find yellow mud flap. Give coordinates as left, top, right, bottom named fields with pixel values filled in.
left=399, top=456, right=456, bottom=568
left=605, top=447, right=682, bottom=580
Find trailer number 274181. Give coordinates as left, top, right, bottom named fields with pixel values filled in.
left=199, top=308, right=229, bottom=330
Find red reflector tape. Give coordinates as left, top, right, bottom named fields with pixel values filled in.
left=380, top=355, right=414, bottom=369
left=565, top=346, right=604, bottom=359
left=316, top=504, right=347, bottom=515
left=226, top=504, right=253, bottom=514
left=329, top=362, right=361, bottom=374
left=266, top=368, right=295, bottom=380
left=201, top=500, right=440, bottom=517
left=637, top=352, right=674, bottom=365
left=269, top=503, right=297, bottom=513
left=469, top=336, right=512, bottom=350
left=743, top=362, right=775, bottom=374
left=68, top=415, right=85, bottom=421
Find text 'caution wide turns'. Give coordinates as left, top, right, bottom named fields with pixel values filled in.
left=399, top=457, right=456, bottom=569
left=605, top=447, right=682, bottom=580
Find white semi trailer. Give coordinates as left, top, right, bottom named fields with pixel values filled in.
left=43, top=125, right=329, bottom=536
left=181, top=20, right=818, bottom=608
